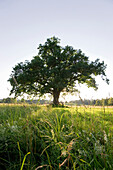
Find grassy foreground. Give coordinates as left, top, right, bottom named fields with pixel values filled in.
left=0, top=104, right=113, bottom=169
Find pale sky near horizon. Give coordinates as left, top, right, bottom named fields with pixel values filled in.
left=0, top=0, right=113, bottom=101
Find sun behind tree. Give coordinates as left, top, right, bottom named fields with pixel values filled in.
left=8, top=37, right=109, bottom=105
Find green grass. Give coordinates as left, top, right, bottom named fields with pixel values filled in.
left=0, top=104, right=113, bottom=169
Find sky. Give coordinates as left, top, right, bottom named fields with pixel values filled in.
left=0, top=0, right=113, bottom=101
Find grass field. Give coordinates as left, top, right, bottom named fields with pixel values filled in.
left=0, top=104, right=113, bottom=169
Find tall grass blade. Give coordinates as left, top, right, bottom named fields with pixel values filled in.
left=20, top=152, right=30, bottom=170
left=17, top=142, right=21, bottom=165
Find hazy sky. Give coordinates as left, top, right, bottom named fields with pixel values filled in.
left=0, top=0, right=113, bottom=101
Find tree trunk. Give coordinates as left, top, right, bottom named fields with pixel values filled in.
left=53, top=90, right=60, bottom=105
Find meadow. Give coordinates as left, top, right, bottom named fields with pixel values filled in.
left=0, top=104, right=113, bottom=170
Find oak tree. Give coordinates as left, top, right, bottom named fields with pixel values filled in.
left=8, top=37, right=109, bottom=105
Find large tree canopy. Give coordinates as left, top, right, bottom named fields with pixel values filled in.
left=8, top=37, right=109, bottom=105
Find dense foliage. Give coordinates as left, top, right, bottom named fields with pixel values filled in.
left=8, top=37, right=109, bottom=105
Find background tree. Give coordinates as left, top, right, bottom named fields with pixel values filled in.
left=8, top=37, right=109, bottom=105
left=95, top=99, right=101, bottom=106
left=108, top=97, right=113, bottom=106
left=2, top=97, right=17, bottom=104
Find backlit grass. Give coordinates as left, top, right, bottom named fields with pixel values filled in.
left=0, top=104, right=113, bottom=169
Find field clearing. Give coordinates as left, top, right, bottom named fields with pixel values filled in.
left=0, top=104, right=113, bottom=169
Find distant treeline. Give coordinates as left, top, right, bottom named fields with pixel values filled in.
left=0, top=97, right=51, bottom=105
left=0, top=97, right=113, bottom=106
left=67, top=98, right=113, bottom=106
